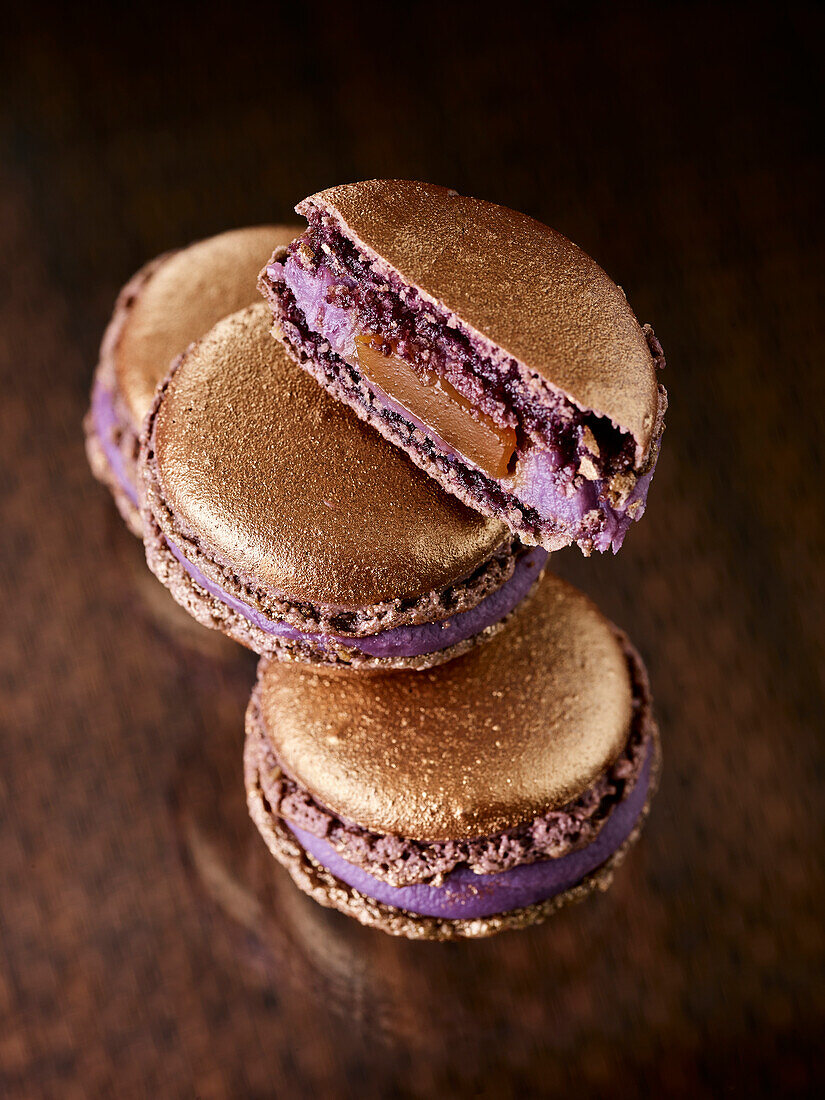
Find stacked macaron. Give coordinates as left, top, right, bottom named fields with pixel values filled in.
left=245, top=574, right=658, bottom=938
left=140, top=304, right=546, bottom=670
left=86, top=181, right=666, bottom=939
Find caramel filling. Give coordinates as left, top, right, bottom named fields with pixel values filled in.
left=355, top=336, right=518, bottom=480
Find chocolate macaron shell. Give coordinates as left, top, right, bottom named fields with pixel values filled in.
left=258, top=571, right=633, bottom=842
left=115, top=225, right=299, bottom=427
left=299, top=180, right=659, bottom=459
left=146, top=303, right=510, bottom=611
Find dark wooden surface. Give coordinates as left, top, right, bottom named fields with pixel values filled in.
left=2, top=3, right=823, bottom=1097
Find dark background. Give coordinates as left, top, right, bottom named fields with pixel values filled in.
left=1, top=2, right=823, bottom=1096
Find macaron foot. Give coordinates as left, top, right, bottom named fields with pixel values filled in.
left=244, top=728, right=661, bottom=941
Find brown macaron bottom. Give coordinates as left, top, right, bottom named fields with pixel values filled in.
left=142, top=510, right=545, bottom=670
left=245, top=734, right=659, bottom=942
left=243, top=638, right=660, bottom=941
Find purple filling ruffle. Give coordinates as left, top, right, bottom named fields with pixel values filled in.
left=165, top=537, right=547, bottom=659
left=91, top=382, right=139, bottom=506
left=287, top=740, right=653, bottom=920
left=274, top=256, right=655, bottom=553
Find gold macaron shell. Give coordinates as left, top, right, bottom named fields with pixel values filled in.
left=301, top=180, right=659, bottom=457
left=257, top=571, right=634, bottom=841
left=115, top=224, right=299, bottom=426
left=152, top=303, right=509, bottom=609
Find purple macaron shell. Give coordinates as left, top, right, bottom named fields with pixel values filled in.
left=91, top=382, right=139, bottom=506
left=287, top=742, right=653, bottom=920
left=166, top=537, right=547, bottom=660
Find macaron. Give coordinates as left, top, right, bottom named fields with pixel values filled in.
left=259, top=180, right=667, bottom=556
left=140, top=303, right=546, bottom=670
left=244, top=571, right=659, bottom=939
left=85, top=225, right=299, bottom=535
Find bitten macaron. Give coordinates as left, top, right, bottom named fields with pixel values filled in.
left=260, top=180, right=667, bottom=556
left=244, top=570, right=659, bottom=939
left=140, top=303, right=547, bottom=670
left=85, top=225, right=298, bottom=535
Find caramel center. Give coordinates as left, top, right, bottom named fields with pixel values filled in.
left=355, top=336, right=517, bottom=480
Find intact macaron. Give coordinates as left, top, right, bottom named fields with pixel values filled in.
left=140, top=303, right=546, bottom=670
left=260, top=180, right=667, bottom=556
left=86, top=225, right=299, bottom=535
left=244, top=570, right=659, bottom=939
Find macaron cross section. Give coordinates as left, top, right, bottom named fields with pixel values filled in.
left=260, top=180, right=667, bottom=555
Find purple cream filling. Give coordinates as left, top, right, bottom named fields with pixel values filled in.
left=91, top=382, right=139, bottom=506
left=275, top=257, right=655, bottom=553
left=287, top=740, right=653, bottom=920
left=165, top=537, right=547, bottom=659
